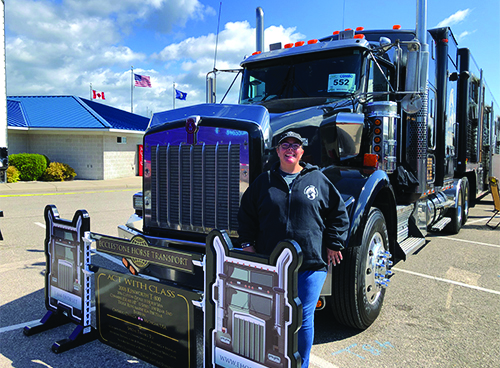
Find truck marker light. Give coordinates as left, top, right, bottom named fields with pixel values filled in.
left=333, top=31, right=340, bottom=35
left=356, top=27, right=364, bottom=31
left=374, top=128, right=382, bottom=135
left=364, top=154, right=379, bottom=168
left=374, top=145, right=381, bottom=152
left=345, top=28, right=352, bottom=31
left=284, top=43, right=294, bottom=48
left=252, top=51, right=261, bottom=55
left=354, top=34, right=365, bottom=39
left=374, top=137, right=382, bottom=144
left=295, top=41, right=305, bottom=47
left=374, top=119, right=382, bottom=126
left=307, top=39, right=318, bottom=44
left=393, top=25, right=401, bottom=30
left=442, top=39, right=449, bottom=43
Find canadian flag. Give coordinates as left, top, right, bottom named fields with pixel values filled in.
left=92, top=90, right=105, bottom=100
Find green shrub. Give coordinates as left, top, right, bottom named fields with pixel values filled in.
left=8, top=153, right=48, bottom=181
left=6, top=166, right=20, bottom=183
left=40, top=162, right=77, bottom=181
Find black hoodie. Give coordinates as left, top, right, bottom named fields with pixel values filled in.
left=238, top=162, right=349, bottom=271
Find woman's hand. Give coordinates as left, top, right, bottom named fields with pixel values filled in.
left=327, top=248, right=342, bottom=266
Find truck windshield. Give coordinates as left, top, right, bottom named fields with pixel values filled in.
left=239, top=49, right=363, bottom=105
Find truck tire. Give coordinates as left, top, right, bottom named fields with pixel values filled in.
left=329, top=207, right=389, bottom=330
left=461, top=177, right=469, bottom=225
left=445, top=184, right=463, bottom=234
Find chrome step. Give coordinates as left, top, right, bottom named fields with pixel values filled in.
left=431, top=217, right=451, bottom=231
left=398, top=236, right=426, bottom=258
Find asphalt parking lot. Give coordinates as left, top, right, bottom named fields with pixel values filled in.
left=310, top=194, right=500, bottom=368
left=0, top=181, right=498, bottom=368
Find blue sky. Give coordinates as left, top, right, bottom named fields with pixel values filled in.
left=5, top=0, right=500, bottom=117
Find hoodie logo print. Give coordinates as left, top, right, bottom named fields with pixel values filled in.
left=304, top=185, right=318, bottom=200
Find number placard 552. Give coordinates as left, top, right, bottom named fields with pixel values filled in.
left=328, top=73, right=356, bottom=93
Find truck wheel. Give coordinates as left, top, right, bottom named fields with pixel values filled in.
left=461, top=178, right=469, bottom=225
left=445, top=184, right=463, bottom=234
left=329, top=207, right=390, bottom=330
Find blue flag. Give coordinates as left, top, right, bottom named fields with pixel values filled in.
left=175, top=89, right=187, bottom=100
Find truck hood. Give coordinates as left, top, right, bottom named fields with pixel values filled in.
left=148, top=98, right=357, bottom=150
left=149, top=103, right=269, bottom=130
left=267, top=97, right=357, bottom=144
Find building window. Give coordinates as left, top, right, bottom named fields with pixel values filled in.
left=117, top=137, right=127, bottom=144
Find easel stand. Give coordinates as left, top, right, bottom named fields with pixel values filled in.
left=23, top=310, right=97, bottom=353
left=23, top=310, right=69, bottom=336
left=52, top=324, right=97, bottom=354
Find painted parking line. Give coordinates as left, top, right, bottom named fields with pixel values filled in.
left=0, top=320, right=40, bottom=334
left=466, top=215, right=500, bottom=225
left=393, top=267, right=500, bottom=295
left=0, top=188, right=137, bottom=198
left=435, top=236, right=500, bottom=248
left=30, top=360, right=54, bottom=368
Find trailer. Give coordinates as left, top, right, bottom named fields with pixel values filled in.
left=117, top=1, right=499, bottom=333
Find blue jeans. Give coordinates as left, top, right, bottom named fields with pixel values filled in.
left=297, top=270, right=327, bottom=368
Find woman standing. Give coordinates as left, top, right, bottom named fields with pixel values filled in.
left=238, top=131, right=349, bottom=367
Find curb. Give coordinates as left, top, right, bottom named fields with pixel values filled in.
left=0, top=177, right=142, bottom=195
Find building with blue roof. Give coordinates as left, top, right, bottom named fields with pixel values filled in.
left=7, top=96, right=149, bottom=180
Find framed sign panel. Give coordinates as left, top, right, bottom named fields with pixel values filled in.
left=95, top=268, right=201, bottom=367
left=205, top=230, right=303, bottom=368
left=44, top=205, right=91, bottom=326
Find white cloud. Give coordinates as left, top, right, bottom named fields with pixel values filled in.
left=458, top=30, right=476, bottom=42
left=436, top=9, right=472, bottom=28
left=5, top=0, right=304, bottom=116
left=64, top=0, right=215, bottom=35
left=150, top=21, right=305, bottom=106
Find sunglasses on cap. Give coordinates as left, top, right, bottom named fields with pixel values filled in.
left=279, top=142, right=302, bottom=150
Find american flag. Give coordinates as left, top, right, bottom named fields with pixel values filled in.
left=134, top=74, right=152, bottom=88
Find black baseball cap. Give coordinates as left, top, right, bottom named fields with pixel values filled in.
left=277, top=131, right=306, bottom=146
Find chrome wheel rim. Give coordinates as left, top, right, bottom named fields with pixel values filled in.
left=364, top=232, right=391, bottom=305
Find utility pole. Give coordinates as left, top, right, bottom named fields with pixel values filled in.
left=0, top=1, right=8, bottom=183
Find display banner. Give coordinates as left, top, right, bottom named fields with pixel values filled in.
left=44, top=205, right=91, bottom=326
left=96, top=268, right=201, bottom=368
left=205, top=230, right=303, bottom=368
left=93, top=233, right=194, bottom=274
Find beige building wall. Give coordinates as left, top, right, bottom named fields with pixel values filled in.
left=7, top=131, right=28, bottom=154
left=7, top=129, right=143, bottom=180
left=103, top=134, right=143, bottom=179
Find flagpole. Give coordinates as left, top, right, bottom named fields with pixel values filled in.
left=131, top=66, right=134, bottom=113
left=90, top=83, right=92, bottom=100
left=173, top=82, right=176, bottom=109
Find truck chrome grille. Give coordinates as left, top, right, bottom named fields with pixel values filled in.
left=149, top=140, right=243, bottom=235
